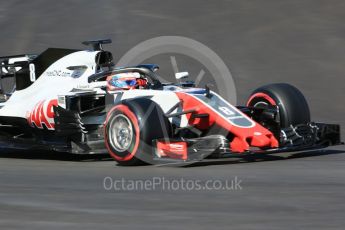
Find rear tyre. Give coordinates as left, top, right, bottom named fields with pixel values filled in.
left=246, top=83, right=310, bottom=128
left=104, top=98, right=172, bottom=166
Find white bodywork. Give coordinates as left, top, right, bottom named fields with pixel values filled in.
left=116, top=89, right=189, bottom=127
left=0, top=51, right=99, bottom=118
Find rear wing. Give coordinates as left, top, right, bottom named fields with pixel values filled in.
left=0, top=54, right=37, bottom=77
left=0, top=54, right=37, bottom=94
left=0, top=48, right=77, bottom=93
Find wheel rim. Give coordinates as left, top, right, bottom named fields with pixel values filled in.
left=108, top=114, right=134, bottom=152
left=253, top=101, right=269, bottom=108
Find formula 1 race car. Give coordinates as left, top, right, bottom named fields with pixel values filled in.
left=0, top=39, right=341, bottom=165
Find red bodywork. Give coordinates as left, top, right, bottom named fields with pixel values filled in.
left=26, top=99, right=58, bottom=130
left=174, top=92, right=279, bottom=153
left=156, top=141, right=188, bottom=160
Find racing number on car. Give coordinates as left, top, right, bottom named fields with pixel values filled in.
left=26, top=99, right=58, bottom=130
left=29, top=63, right=36, bottom=82
left=219, top=106, right=235, bottom=116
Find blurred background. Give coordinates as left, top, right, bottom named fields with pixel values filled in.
left=0, top=0, right=344, bottom=132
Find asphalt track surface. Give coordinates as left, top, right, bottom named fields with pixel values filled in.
left=0, top=1, right=344, bottom=229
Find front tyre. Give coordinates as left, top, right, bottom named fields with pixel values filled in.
left=246, top=83, right=311, bottom=128
left=104, top=98, right=172, bottom=166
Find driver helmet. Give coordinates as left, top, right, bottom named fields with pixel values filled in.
left=106, top=72, right=145, bottom=91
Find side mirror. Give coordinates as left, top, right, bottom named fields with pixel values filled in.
left=175, top=71, right=189, bottom=80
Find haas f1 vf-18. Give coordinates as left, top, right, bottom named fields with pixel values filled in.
left=0, top=39, right=341, bottom=165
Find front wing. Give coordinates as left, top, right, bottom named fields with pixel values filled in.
left=152, top=122, right=342, bottom=164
